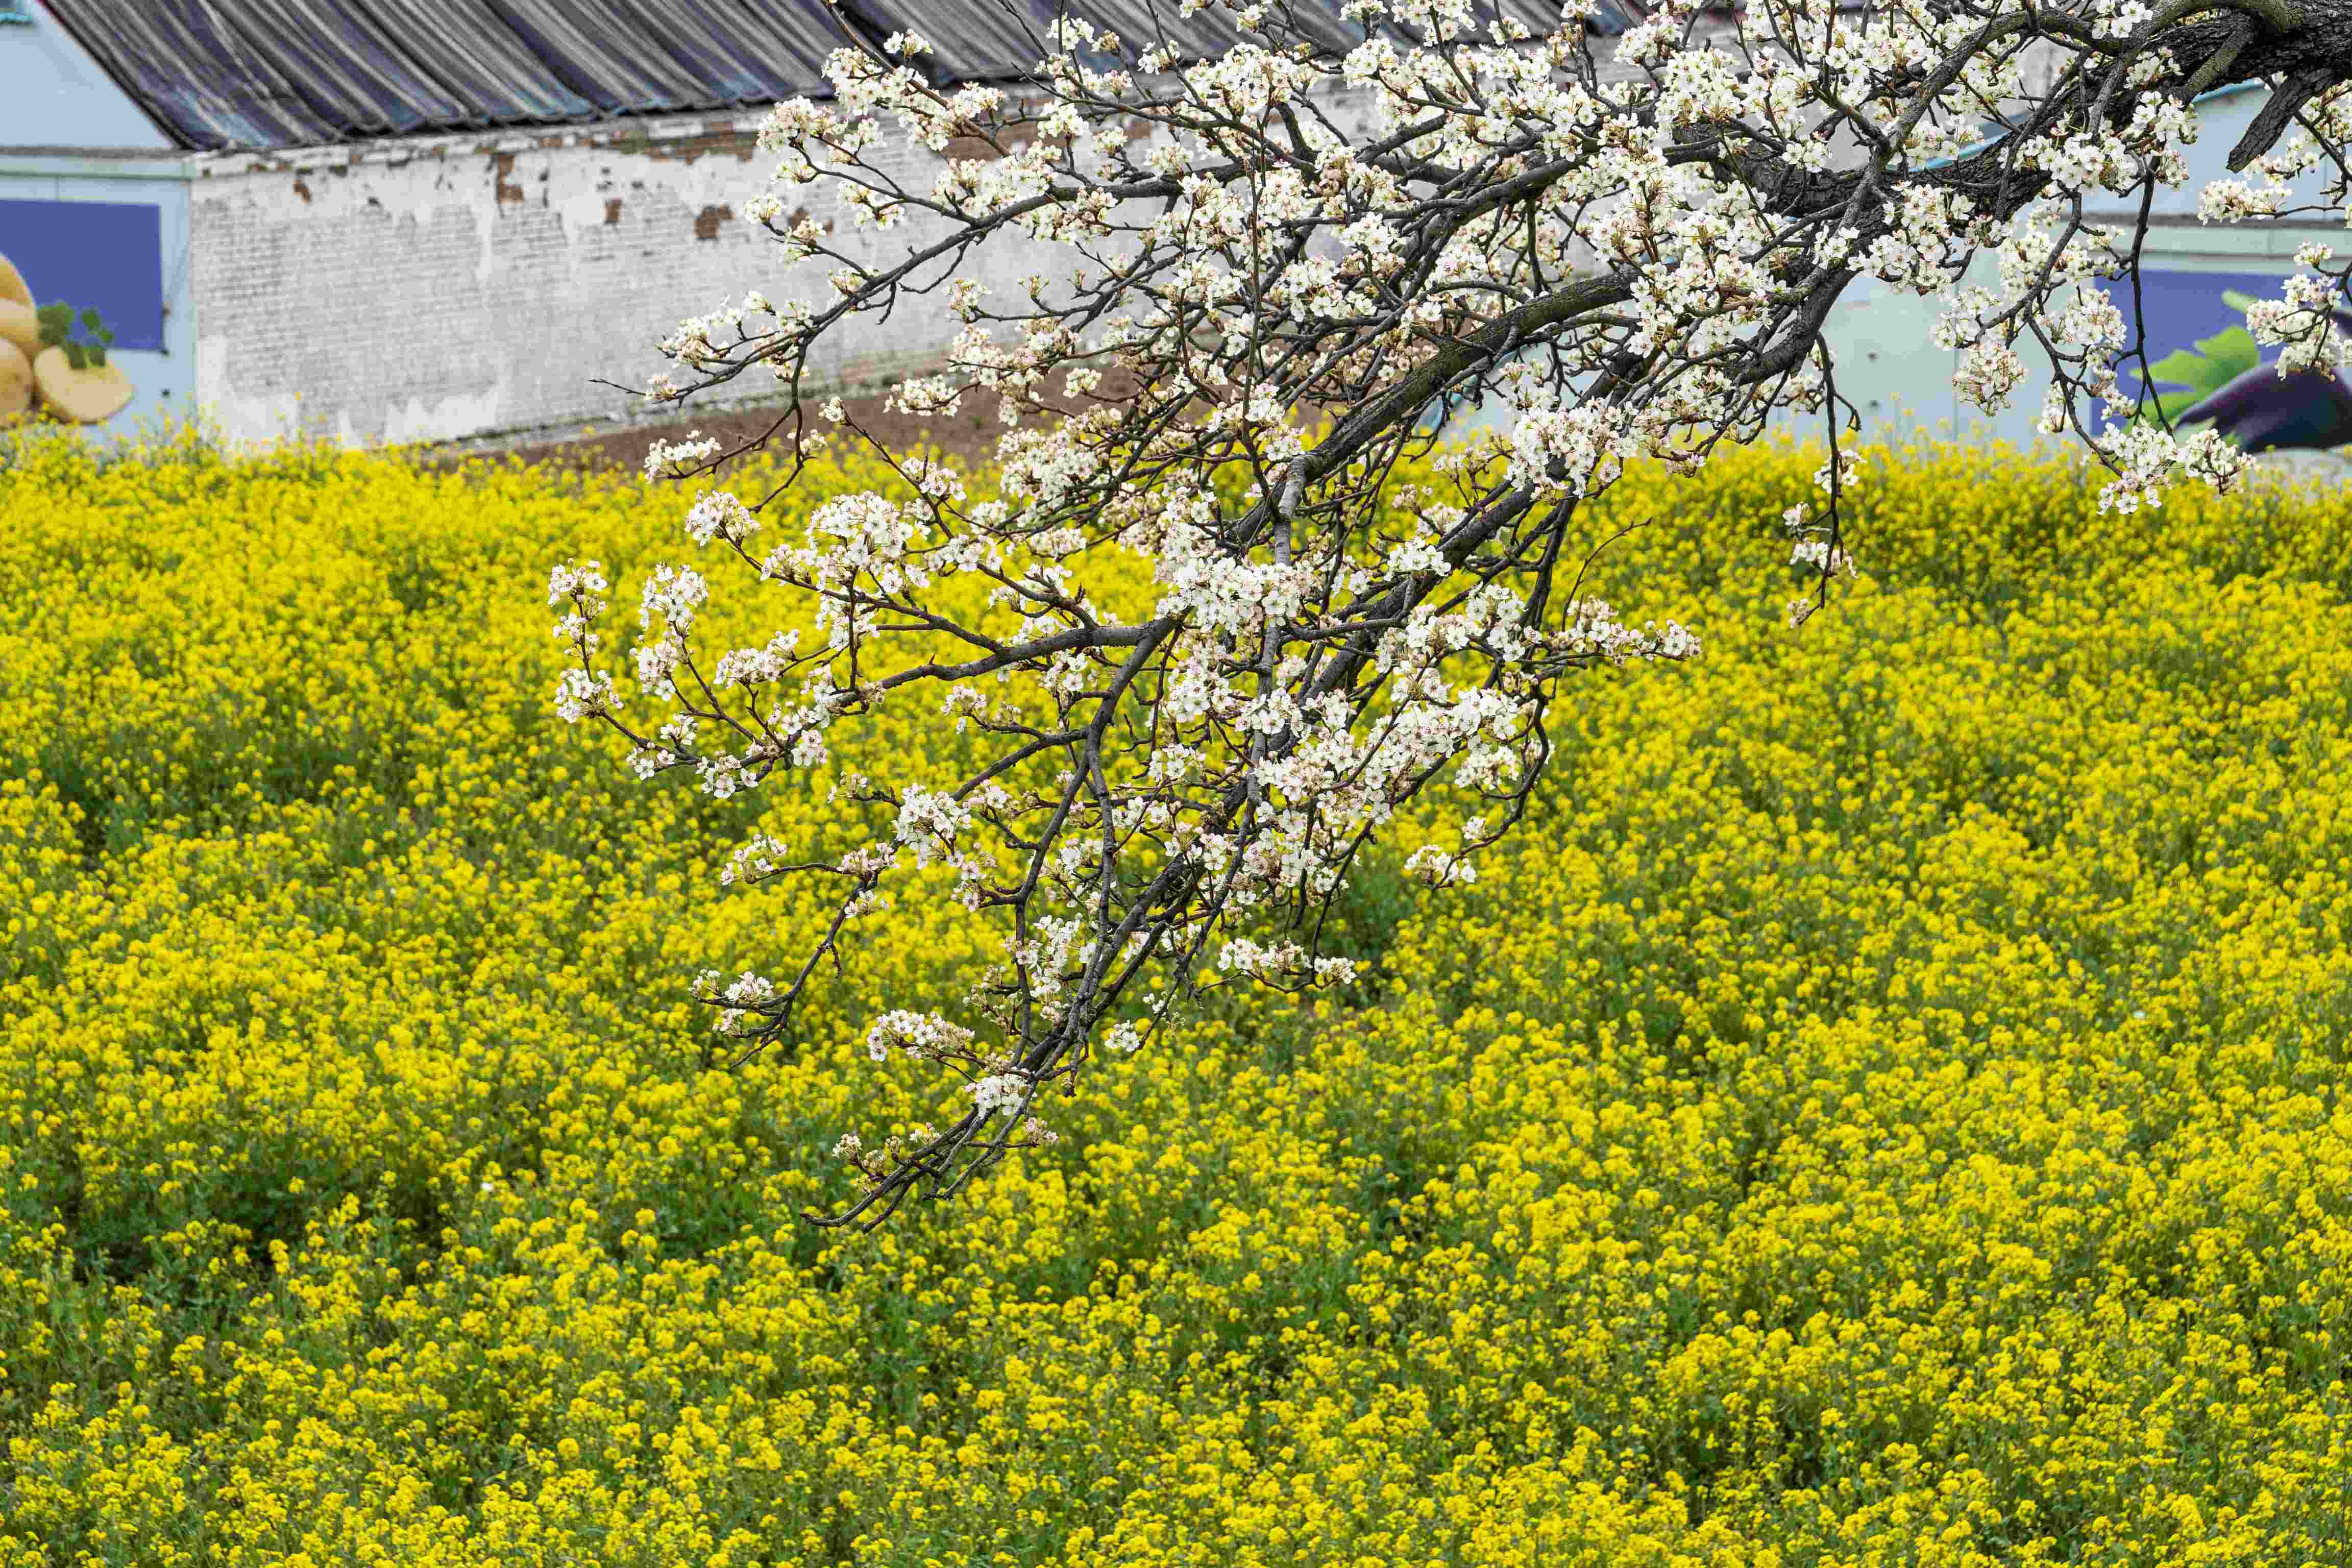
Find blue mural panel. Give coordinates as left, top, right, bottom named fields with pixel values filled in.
left=0, top=198, right=164, bottom=350
left=2101, top=267, right=2287, bottom=356
left=2099, top=266, right=2352, bottom=453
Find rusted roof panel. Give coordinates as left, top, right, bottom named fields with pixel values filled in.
left=208, top=1, right=492, bottom=135
left=1069, top=1, right=1640, bottom=60
left=1486, top=0, right=1645, bottom=35
left=833, top=1, right=1634, bottom=87
left=835, top=0, right=1056, bottom=84
left=361, top=0, right=602, bottom=124
left=485, top=1, right=840, bottom=115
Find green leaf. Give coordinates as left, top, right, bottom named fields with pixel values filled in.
left=96, top=328, right=115, bottom=346
left=2132, top=325, right=2263, bottom=410
left=78, top=307, right=101, bottom=332
left=62, top=342, right=86, bottom=372
left=2142, top=348, right=2216, bottom=387
left=2188, top=326, right=2259, bottom=381
left=87, top=344, right=107, bottom=368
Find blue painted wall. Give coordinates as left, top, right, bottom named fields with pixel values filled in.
left=0, top=1, right=172, bottom=151
left=2, top=6, right=197, bottom=435
left=0, top=163, right=194, bottom=434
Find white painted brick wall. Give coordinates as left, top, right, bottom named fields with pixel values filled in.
left=187, top=100, right=1386, bottom=447
left=190, top=112, right=897, bottom=446
left=185, top=50, right=1640, bottom=449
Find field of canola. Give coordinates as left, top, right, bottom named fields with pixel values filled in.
left=5, top=428, right=2352, bottom=1566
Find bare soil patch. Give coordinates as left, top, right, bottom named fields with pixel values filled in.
left=438, top=384, right=1041, bottom=479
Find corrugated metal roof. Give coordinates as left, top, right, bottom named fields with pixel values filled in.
left=837, top=0, right=1058, bottom=85
left=41, top=1, right=1636, bottom=153
left=357, top=1, right=602, bottom=123
left=56, top=2, right=341, bottom=150
left=217, top=0, right=510, bottom=135
left=483, top=1, right=839, bottom=114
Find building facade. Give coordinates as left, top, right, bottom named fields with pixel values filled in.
left=0, top=0, right=1634, bottom=448
left=1, top=1, right=2338, bottom=455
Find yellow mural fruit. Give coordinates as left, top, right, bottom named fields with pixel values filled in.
left=0, top=339, right=29, bottom=418
left=0, top=253, right=29, bottom=309
left=0, top=299, right=38, bottom=364
left=30, top=344, right=132, bottom=424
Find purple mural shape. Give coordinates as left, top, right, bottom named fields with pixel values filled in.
left=0, top=199, right=163, bottom=351
left=2114, top=270, right=2352, bottom=453
left=2172, top=307, right=2352, bottom=454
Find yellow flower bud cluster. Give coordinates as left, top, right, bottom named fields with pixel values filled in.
left=4, top=427, right=2352, bottom=1565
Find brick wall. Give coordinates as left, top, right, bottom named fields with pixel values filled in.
left=187, top=84, right=1408, bottom=448
left=188, top=110, right=925, bottom=446
left=182, top=30, right=1667, bottom=452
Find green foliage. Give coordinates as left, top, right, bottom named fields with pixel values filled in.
left=34, top=302, right=115, bottom=370
left=2128, top=285, right=2348, bottom=427
left=2128, top=320, right=2258, bottom=426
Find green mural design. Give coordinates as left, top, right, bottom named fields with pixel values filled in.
left=2132, top=323, right=2260, bottom=426
left=0, top=253, right=135, bottom=426
left=2130, top=286, right=2352, bottom=452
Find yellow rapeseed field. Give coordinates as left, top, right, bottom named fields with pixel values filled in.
left=6, top=428, right=2352, bottom=1566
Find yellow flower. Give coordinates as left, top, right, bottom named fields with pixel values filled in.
left=6, top=428, right=2352, bottom=1566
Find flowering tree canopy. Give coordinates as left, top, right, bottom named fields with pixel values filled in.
left=551, top=0, right=2342, bottom=1224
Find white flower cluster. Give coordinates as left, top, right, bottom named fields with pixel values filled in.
left=642, top=433, right=718, bottom=480
left=684, top=489, right=758, bottom=546
left=548, top=0, right=2346, bottom=1220
left=1790, top=538, right=1857, bottom=578
left=695, top=969, right=776, bottom=1037
left=718, top=832, right=791, bottom=888
left=2243, top=269, right=2345, bottom=376
left=865, top=1010, right=977, bottom=1064
left=547, top=559, right=617, bottom=722
left=967, top=1072, right=1031, bottom=1119
left=1217, top=939, right=1359, bottom=989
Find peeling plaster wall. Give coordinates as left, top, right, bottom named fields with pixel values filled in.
left=186, top=88, right=1405, bottom=448
left=179, top=36, right=1657, bottom=451
left=1, top=1, right=175, bottom=152
left=191, top=114, right=823, bottom=446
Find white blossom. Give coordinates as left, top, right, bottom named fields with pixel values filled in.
left=545, top=0, right=2342, bottom=1220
